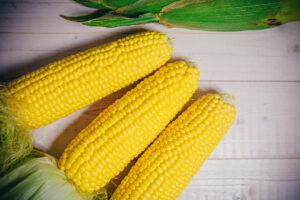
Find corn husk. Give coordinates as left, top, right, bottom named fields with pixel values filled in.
left=61, top=10, right=110, bottom=22
left=74, top=0, right=109, bottom=9
left=64, top=0, right=176, bottom=21
left=64, top=0, right=139, bottom=21
left=82, top=0, right=300, bottom=31
left=115, top=0, right=179, bottom=16
left=0, top=150, right=107, bottom=200
left=158, top=0, right=300, bottom=31
left=101, top=0, right=138, bottom=10
left=74, top=0, right=138, bottom=9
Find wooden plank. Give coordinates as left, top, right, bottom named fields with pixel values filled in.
left=1, top=1, right=299, bottom=81
left=32, top=81, right=300, bottom=159
left=178, top=180, right=300, bottom=200
left=107, top=159, right=300, bottom=199
left=0, top=1, right=149, bottom=33
left=1, top=1, right=300, bottom=34
left=0, top=31, right=299, bottom=81
left=177, top=159, right=300, bottom=200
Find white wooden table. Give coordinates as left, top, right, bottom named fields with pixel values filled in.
left=1, top=1, right=300, bottom=199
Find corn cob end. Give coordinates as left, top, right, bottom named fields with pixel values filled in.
left=220, top=93, right=235, bottom=106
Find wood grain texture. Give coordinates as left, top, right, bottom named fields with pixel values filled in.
left=0, top=1, right=300, bottom=81
left=0, top=0, right=300, bottom=199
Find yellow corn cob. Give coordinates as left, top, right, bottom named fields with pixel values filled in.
left=3, top=31, right=172, bottom=129
left=111, top=93, right=236, bottom=200
left=58, top=61, right=199, bottom=193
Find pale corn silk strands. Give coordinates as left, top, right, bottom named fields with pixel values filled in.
left=0, top=86, right=32, bottom=175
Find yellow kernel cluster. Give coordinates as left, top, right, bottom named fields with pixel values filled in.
left=4, top=31, right=172, bottom=129
left=111, top=93, right=236, bottom=200
left=58, top=61, right=199, bottom=193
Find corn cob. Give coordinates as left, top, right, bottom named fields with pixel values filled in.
left=111, top=93, right=236, bottom=200
left=82, top=0, right=300, bottom=31
left=58, top=61, right=199, bottom=193
left=3, top=31, right=172, bottom=129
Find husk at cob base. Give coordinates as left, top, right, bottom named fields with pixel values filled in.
left=0, top=92, right=107, bottom=200
left=79, top=0, right=300, bottom=31
left=0, top=96, right=106, bottom=199
left=0, top=150, right=107, bottom=200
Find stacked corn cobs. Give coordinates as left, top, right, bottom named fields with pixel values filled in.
left=0, top=31, right=236, bottom=200
left=63, top=0, right=300, bottom=31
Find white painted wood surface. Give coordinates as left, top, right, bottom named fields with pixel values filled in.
left=1, top=1, right=300, bottom=199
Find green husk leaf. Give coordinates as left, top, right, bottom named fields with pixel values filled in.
left=115, top=0, right=180, bottom=16
left=75, top=0, right=138, bottom=10
left=101, top=0, right=138, bottom=10
left=61, top=9, right=110, bottom=22
left=266, top=0, right=300, bottom=24
left=83, top=13, right=158, bottom=27
left=159, top=0, right=300, bottom=31
left=0, top=87, right=32, bottom=175
left=82, top=0, right=300, bottom=31
left=73, top=0, right=109, bottom=9
left=0, top=150, right=107, bottom=200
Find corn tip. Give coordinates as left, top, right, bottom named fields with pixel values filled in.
left=220, top=93, right=235, bottom=106
left=165, top=37, right=173, bottom=49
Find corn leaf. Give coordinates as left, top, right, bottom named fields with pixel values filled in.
left=115, top=0, right=180, bottom=16
left=83, top=13, right=157, bottom=27
left=159, top=0, right=300, bottom=31
left=101, top=0, right=138, bottom=10
left=0, top=150, right=107, bottom=200
left=74, top=0, right=109, bottom=9
left=61, top=9, right=110, bottom=22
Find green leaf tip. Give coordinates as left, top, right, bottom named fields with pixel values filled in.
left=61, top=9, right=110, bottom=22
left=83, top=13, right=158, bottom=27
left=73, top=0, right=110, bottom=9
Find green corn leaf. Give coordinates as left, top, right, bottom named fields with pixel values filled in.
left=0, top=150, right=108, bottom=200
left=79, top=0, right=300, bottom=31
left=75, top=0, right=139, bottom=10
left=115, top=0, right=180, bottom=16
left=83, top=13, right=158, bottom=27
left=61, top=9, right=110, bottom=22
left=101, top=0, right=138, bottom=10
left=73, top=0, right=109, bottom=9
left=159, top=0, right=300, bottom=31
